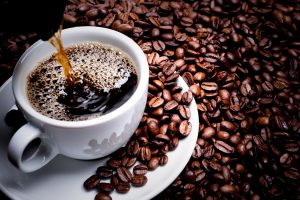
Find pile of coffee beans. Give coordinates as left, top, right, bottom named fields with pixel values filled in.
left=1, top=0, right=300, bottom=199
left=83, top=53, right=193, bottom=199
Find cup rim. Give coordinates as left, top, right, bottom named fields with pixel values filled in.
left=12, top=26, right=149, bottom=128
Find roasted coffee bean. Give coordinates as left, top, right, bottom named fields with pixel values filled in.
left=217, top=131, right=230, bottom=141
left=221, top=121, right=236, bottom=132
left=106, top=158, right=121, bottom=169
left=202, top=127, right=216, bottom=139
left=149, top=97, right=164, bottom=108
left=255, top=116, right=270, bottom=126
left=98, top=182, right=114, bottom=194
left=178, top=105, right=191, bottom=119
left=175, top=47, right=185, bottom=59
left=117, top=167, right=132, bottom=183
left=164, top=100, right=178, bottom=111
left=220, top=184, right=237, bottom=194
left=131, top=175, right=148, bottom=187
left=181, top=91, right=193, bottom=104
left=179, top=120, right=192, bottom=137
left=201, top=82, right=218, bottom=91
left=148, top=157, right=160, bottom=171
left=95, top=193, right=112, bottom=200
left=194, top=72, right=206, bottom=82
left=102, top=13, right=115, bottom=27
left=96, top=166, right=113, bottom=179
left=159, top=155, right=168, bottom=166
left=121, top=156, right=137, bottom=168
left=127, top=140, right=140, bottom=156
left=139, top=146, right=152, bottom=162
left=153, top=40, right=166, bottom=52
left=84, top=175, right=100, bottom=190
left=115, top=182, right=130, bottom=194
left=182, top=72, right=194, bottom=86
left=147, top=120, right=160, bottom=135
left=162, top=89, right=172, bottom=102
left=133, top=164, right=148, bottom=175
left=213, top=140, right=234, bottom=154
left=162, top=63, right=177, bottom=76
left=5, top=109, right=27, bottom=129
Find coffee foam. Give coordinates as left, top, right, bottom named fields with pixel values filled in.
left=26, top=42, right=136, bottom=121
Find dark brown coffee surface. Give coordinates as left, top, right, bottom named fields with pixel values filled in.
left=26, top=42, right=137, bottom=121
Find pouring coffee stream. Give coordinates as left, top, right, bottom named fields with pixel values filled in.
left=0, top=0, right=137, bottom=116
left=49, top=26, right=74, bottom=84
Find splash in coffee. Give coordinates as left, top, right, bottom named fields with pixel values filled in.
left=26, top=41, right=137, bottom=121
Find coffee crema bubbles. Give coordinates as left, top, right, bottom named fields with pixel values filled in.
left=26, top=41, right=137, bottom=121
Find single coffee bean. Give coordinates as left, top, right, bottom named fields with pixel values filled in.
left=255, top=116, right=269, bottom=126
left=222, top=166, right=231, bottom=183
left=148, top=157, right=159, bottom=171
left=214, top=140, right=234, bottom=154
left=117, top=167, right=132, bottom=183
left=106, top=158, right=121, bottom=169
left=147, top=120, right=160, bottom=135
left=164, top=100, right=179, bottom=111
left=202, top=127, right=216, bottom=139
left=220, top=184, right=237, bottom=194
left=217, top=131, right=230, bottom=141
left=127, top=140, right=140, bottom=156
left=179, top=120, right=192, bottom=137
left=95, top=193, right=112, bottom=200
left=162, top=89, right=172, bottom=102
left=121, top=156, right=137, bottom=168
left=182, top=72, right=194, bottom=86
left=201, top=82, right=218, bottom=91
left=98, top=182, right=114, bottom=194
left=133, top=164, right=148, bottom=175
left=102, top=13, right=116, bottom=27
left=153, top=40, right=166, bottom=52
left=96, top=166, right=113, bottom=179
left=110, top=175, right=119, bottom=187
left=159, top=155, right=168, bottom=166
left=115, top=182, right=130, bottom=194
left=181, top=91, right=193, bottom=104
left=220, top=121, right=236, bottom=132
left=175, top=47, right=185, bottom=59
left=84, top=175, right=100, bottom=190
left=178, top=105, right=191, bottom=119
left=162, top=63, right=177, bottom=76
left=148, top=97, right=164, bottom=108
left=139, top=146, right=152, bottom=162
left=131, top=175, right=148, bottom=187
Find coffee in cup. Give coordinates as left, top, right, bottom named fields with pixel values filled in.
left=27, top=41, right=137, bottom=121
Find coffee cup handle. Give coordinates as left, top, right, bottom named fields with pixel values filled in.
left=7, top=123, right=59, bottom=173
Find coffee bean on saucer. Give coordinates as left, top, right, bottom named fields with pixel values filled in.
left=98, top=182, right=114, bottom=194
left=5, top=109, right=27, bottom=129
left=115, top=182, right=130, bottom=194
left=96, top=166, right=113, bottom=179
left=95, top=193, right=112, bottom=200
left=83, top=175, right=101, bottom=190
left=131, top=175, right=147, bottom=187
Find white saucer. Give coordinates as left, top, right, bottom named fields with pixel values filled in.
left=0, top=76, right=198, bottom=200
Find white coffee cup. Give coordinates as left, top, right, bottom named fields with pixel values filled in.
left=7, top=26, right=149, bottom=173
